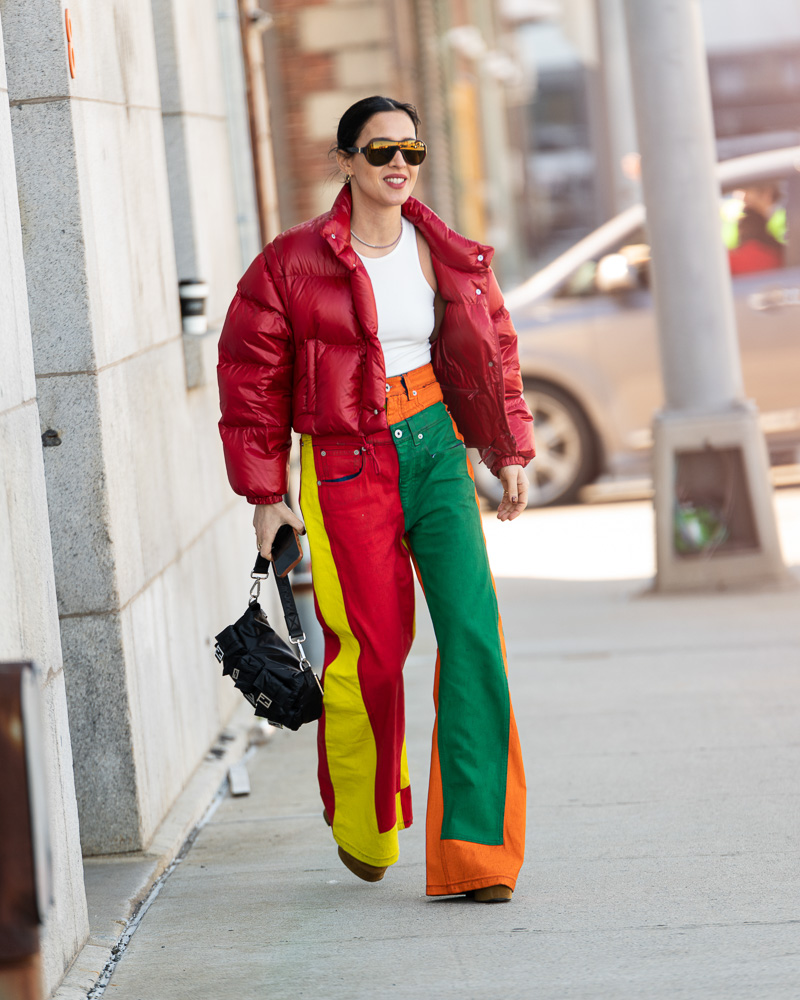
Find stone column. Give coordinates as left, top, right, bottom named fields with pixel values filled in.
left=622, top=0, right=787, bottom=590
left=0, top=13, right=88, bottom=994
left=4, top=0, right=250, bottom=855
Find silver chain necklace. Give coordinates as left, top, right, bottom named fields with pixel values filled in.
left=351, top=227, right=402, bottom=250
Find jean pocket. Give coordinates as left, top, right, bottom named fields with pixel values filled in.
left=315, top=447, right=364, bottom=484
left=425, top=423, right=466, bottom=458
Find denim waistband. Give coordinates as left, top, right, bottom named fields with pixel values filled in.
left=385, top=363, right=443, bottom=423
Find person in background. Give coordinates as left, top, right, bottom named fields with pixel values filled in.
left=217, top=96, right=534, bottom=903
left=728, top=183, right=786, bottom=275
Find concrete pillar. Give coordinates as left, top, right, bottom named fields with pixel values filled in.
left=0, top=13, right=88, bottom=994
left=622, top=0, right=788, bottom=590
left=4, top=0, right=252, bottom=856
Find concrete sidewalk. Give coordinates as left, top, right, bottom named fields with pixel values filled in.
left=69, top=492, right=800, bottom=1000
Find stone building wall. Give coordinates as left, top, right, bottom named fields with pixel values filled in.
left=0, top=12, right=89, bottom=995
left=2, top=0, right=263, bottom=867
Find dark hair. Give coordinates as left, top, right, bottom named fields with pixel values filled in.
left=336, top=96, right=421, bottom=151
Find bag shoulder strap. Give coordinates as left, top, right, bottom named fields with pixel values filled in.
left=252, top=554, right=305, bottom=643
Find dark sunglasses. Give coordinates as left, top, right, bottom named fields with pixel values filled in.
left=344, top=139, right=427, bottom=167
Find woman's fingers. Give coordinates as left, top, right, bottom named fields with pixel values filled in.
left=254, top=513, right=279, bottom=559
left=252, top=501, right=306, bottom=559
left=285, top=508, right=307, bottom=535
left=496, top=467, right=528, bottom=521
left=258, top=531, right=277, bottom=560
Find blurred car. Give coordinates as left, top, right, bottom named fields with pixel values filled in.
left=472, top=146, right=800, bottom=507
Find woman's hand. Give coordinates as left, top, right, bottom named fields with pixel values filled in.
left=253, top=501, right=306, bottom=560
left=496, top=465, right=528, bottom=522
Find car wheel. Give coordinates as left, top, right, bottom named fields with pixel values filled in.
left=472, top=380, right=597, bottom=508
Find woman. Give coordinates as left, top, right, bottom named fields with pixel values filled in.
left=218, top=96, right=535, bottom=902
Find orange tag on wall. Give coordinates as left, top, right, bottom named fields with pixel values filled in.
left=65, top=9, right=76, bottom=78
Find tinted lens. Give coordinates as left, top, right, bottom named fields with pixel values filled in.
left=363, top=142, right=396, bottom=166
left=400, top=141, right=427, bottom=165
left=363, top=140, right=427, bottom=166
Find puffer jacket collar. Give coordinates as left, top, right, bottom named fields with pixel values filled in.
left=319, top=184, right=494, bottom=274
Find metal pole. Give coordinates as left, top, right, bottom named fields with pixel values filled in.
left=622, top=0, right=743, bottom=414
left=621, top=0, right=787, bottom=590
left=237, top=0, right=282, bottom=244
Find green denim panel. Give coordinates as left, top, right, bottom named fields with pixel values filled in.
left=390, top=402, right=509, bottom=844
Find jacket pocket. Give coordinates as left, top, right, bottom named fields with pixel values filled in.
left=439, top=384, right=494, bottom=450
left=305, top=339, right=317, bottom=414
left=440, top=384, right=479, bottom=401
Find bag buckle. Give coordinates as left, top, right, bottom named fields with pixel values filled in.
left=214, top=643, right=224, bottom=663
left=256, top=693, right=272, bottom=710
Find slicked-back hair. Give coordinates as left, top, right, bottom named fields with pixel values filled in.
left=336, top=96, right=421, bottom=151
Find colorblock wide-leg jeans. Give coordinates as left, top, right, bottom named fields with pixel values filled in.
left=299, top=397, right=526, bottom=895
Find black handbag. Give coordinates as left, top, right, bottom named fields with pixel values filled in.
left=214, top=554, right=323, bottom=731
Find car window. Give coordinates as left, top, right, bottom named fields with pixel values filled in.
left=557, top=185, right=794, bottom=300
left=556, top=229, right=650, bottom=299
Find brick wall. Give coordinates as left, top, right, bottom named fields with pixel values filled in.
left=267, top=0, right=415, bottom=224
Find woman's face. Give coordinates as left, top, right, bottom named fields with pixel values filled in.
left=339, top=110, right=420, bottom=211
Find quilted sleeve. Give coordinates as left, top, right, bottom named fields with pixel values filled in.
left=217, top=245, right=294, bottom=503
left=479, top=269, right=536, bottom=476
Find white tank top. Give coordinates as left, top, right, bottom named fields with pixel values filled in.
left=355, top=216, right=435, bottom=377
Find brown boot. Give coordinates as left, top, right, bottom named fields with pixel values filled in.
left=337, top=846, right=387, bottom=883
left=470, top=884, right=513, bottom=903
left=324, top=811, right=387, bottom=882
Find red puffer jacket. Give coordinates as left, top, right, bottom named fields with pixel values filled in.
left=218, top=185, right=535, bottom=503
